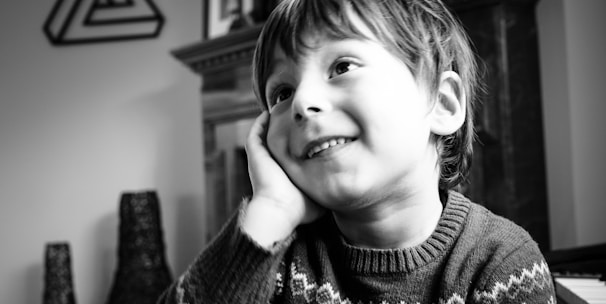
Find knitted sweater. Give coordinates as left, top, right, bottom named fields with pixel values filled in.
left=157, top=191, right=555, bottom=303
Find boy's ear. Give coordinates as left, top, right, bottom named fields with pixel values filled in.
left=429, top=71, right=466, bottom=136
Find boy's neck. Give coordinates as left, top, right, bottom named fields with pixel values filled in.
left=332, top=190, right=444, bottom=249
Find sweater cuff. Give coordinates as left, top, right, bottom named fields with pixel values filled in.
left=237, top=197, right=297, bottom=253
left=174, top=198, right=295, bottom=303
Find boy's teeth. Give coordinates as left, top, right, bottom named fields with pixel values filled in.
left=307, top=137, right=351, bottom=159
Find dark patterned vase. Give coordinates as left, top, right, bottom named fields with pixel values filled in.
left=43, top=242, right=77, bottom=304
left=106, top=191, right=172, bottom=304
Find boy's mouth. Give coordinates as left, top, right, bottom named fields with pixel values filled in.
left=303, top=137, right=356, bottom=159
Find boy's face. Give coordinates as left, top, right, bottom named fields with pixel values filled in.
left=263, top=32, right=438, bottom=211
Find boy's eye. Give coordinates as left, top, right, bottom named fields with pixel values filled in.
left=329, top=60, right=360, bottom=78
left=269, top=86, right=294, bottom=109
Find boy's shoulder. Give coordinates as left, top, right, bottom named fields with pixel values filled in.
left=447, top=192, right=554, bottom=302
left=450, top=191, right=542, bottom=259
left=464, top=194, right=534, bottom=243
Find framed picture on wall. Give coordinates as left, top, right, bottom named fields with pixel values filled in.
left=203, top=0, right=282, bottom=39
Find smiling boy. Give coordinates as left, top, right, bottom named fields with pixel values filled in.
left=158, top=0, right=555, bottom=303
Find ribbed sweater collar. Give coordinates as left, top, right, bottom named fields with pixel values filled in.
left=336, top=191, right=471, bottom=274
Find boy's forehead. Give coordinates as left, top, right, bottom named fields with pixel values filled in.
left=308, top=7, right=377, bottom=42
left=267, top=13, right=378, bottom=60
left=258, top=2, right=386, bottom=92
left=268, top=4, right=377, bottom=54
left=265, top=32, right=319, bottom=68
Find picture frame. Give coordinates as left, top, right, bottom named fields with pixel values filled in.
left=203, top=0, right=281, bottom=39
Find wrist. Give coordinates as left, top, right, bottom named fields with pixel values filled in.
left=240, top=196, right=299, bottom=249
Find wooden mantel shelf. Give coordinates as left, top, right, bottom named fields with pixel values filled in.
left=172, top=24, right=264, bottom=126
left=171, top=24, right=263, bottom=76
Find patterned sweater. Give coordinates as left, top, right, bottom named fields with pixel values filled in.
left=157, top=191, right=555, bottom=303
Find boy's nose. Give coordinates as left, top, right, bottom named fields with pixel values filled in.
left=293, top=106, right=322, bottom=122
left=291, top=80, right=331, bottom=123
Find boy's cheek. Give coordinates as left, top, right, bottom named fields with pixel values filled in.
left=266, top=125, right=287, bottom=160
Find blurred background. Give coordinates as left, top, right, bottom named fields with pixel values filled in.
left=0, top=0, right=604, bottom=303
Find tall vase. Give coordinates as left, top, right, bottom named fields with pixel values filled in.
left=43, top=242, right=77, bottom=304
left=106, top=191, right=172, bottom=304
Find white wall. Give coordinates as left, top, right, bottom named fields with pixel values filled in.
left=0, top=2, right=204, bottom=304
left=537, top=0, right=606, bottom=249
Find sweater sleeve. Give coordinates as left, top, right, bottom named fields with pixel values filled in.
left=157, top=199, right=295, bottom=304
left=471, top=239, right=556, bottom=304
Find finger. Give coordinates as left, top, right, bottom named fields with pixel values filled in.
left=246, top=111, right=269, bottom=152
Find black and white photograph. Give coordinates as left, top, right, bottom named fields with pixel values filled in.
left=1, top=0, right=604, bottom=303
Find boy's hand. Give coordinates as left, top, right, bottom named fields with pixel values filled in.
left=242, top=111, right=325, bottom=248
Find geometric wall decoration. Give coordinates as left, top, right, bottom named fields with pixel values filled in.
left=44, top=0, right=164, bottom=45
